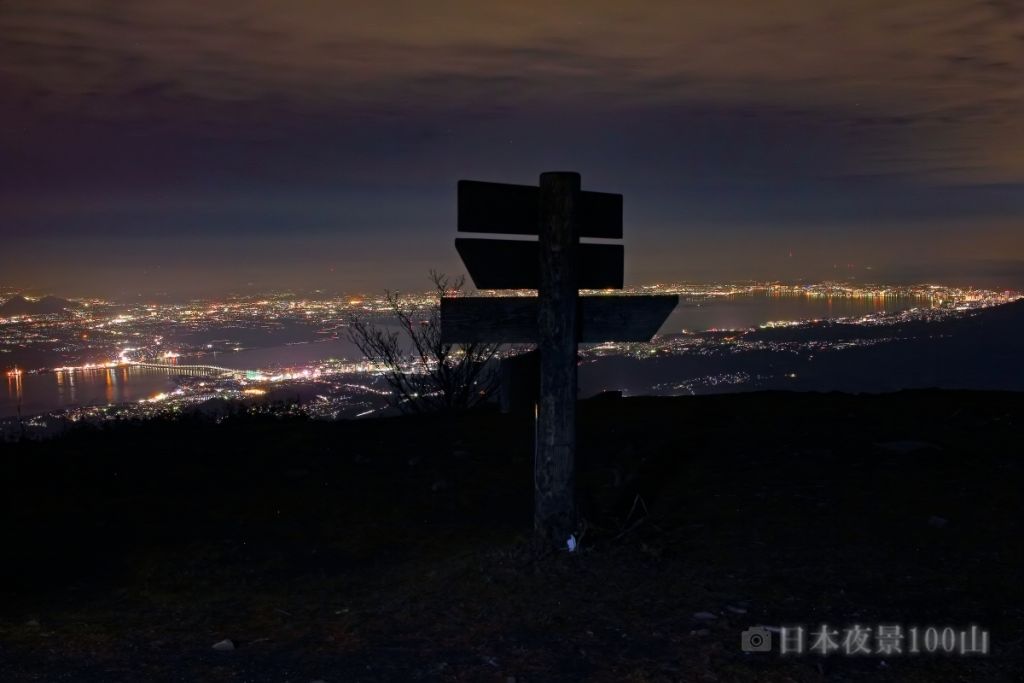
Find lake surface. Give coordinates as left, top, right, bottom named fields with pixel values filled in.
left=1, top=293, right=935, bottom=417
left=5, top=365, right=178, bottom=418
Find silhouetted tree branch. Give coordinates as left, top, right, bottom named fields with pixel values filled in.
left=348, top=271, right=500, bottom=414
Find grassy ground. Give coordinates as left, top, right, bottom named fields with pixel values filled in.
left=1, top=390, right=1022, bottom=681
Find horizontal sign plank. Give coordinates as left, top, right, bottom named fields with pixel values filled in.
left=458, top=180, right=623, bottom=239
left=456, top=238, right=623, bottom=290
left=440, top=295, right=678, bottom=344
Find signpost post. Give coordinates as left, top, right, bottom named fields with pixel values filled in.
left=441, top=171, right=678, bottom=548
left=535, top=172, right=581, bottom=546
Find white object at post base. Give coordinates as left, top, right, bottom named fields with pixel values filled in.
left=567, top=535, right=578, bottom=552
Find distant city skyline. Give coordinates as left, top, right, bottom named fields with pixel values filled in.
left=2, top=1, right=1022, bottom=295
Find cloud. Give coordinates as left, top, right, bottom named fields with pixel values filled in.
left=1, top=1, right=1022, bottom=292
left=9, top=2, right=1024, bottom=188
left=3, top=2, right=1020, bottom=108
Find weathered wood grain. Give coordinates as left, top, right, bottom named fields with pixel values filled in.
left=534, top=171, right=580, bottom=546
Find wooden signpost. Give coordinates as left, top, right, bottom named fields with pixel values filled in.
left=441, top=172, right=678, bottom=548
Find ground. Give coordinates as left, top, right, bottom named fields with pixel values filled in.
left=1, top=390, right=1022, bottom=681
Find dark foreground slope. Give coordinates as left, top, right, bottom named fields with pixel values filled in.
left=1, top=391, right=1022, bottom=682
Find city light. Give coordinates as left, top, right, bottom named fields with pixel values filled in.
left=2, top=281, right=1020, bottom=435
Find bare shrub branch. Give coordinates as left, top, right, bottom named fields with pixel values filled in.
left=348, top=271, right=501, bottom=414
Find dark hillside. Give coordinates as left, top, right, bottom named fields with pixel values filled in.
left=584, top=299, right=1024, bottom=397
left=1, top=391, right=1022, bottom=681
left=0, top=295, right=75, bottom=316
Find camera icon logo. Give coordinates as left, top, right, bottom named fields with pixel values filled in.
left=741, top=626, right=772, bottom=652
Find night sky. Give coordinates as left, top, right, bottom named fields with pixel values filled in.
left=2, top=1, right=1023, bottom=297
